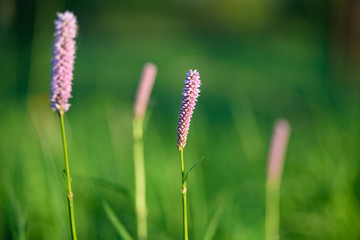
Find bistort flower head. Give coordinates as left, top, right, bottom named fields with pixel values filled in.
left=267, top=119, right=291, bottom=182
left=50, top=11, right=78, bottom=113
left=177, top=69, right=201, bottom=151
left=134, top=63, right=157, bottom=119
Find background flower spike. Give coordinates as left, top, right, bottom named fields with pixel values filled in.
left=133, top=63, right=157, bottom=240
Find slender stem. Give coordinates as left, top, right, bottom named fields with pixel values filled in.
left=59, top=111, right=78, bottom=240
left=180, top=150, right=188, bottom=240
left=133, top=117, right=147, bottom=240
left=265, top=178, right=280, bottom=240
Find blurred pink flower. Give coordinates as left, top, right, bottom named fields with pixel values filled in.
left=267, top=119, right=291, bottom=182
left=134, top=63, right=157, bottom=119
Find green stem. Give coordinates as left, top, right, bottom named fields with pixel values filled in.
left=265, top=178, right=280, bottom=240
left=180, top=150, right=188, bottom=240
left=133, top=118, right=147, bottom=240
left=59, top=112, right=78, bottom=240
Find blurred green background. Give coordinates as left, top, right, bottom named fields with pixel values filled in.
left=1, top=0, right=360, bottom=239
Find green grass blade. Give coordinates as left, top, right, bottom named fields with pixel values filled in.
left=102, top=200, right=133, bottom=240
left=203, top=201, right=224, bottom=240
left=184, top=156, right=204, bottom=182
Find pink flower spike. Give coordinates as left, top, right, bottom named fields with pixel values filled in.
left=177, top=69, right=201, bottom=151
left=134, top=63, right=158, bottom=119
left=267, top=119, right=291, bottom=182
left=50, top=11, right=78, bottom=113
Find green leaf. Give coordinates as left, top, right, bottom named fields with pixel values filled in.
left=184, top=156, right=204, bottom=181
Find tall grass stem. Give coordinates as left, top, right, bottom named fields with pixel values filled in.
left=180, top=150, right=188, bottom=240
left=133, top=117, right=147, bottom=240
left=59, top=111, right=78, bottom=240
left=265, top=179, right=280, bottom=240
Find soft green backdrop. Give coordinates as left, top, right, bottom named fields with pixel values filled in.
left=1, top=0, right=360, bottom=239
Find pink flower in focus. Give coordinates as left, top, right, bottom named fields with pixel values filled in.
left=177, top=69, right=201, bottom=151
left=50, top=11, right=78, bottom=113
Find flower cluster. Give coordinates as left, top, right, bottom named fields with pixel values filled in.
left=177, top=69, right=201, bottom=151
left=50, top=11, right=78, bottom=113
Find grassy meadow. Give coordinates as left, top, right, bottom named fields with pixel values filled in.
left=1, top=1, right=360, bottom=239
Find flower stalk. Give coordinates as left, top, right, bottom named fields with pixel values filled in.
left=177, top=69, right=201, bottom=240
left=133, top=117, right=147, bottom=240
left=180, top=150, right=188, bottom=240
left=50, top=11, right=78, bottom=240
left=265, top=119, right=291, bottom=240
left=59, top=111, right=77, bottom=240
left=133, top=63, right=157, bottom=240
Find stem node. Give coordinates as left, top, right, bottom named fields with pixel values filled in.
left=67, top=192, right=74, bottom=201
